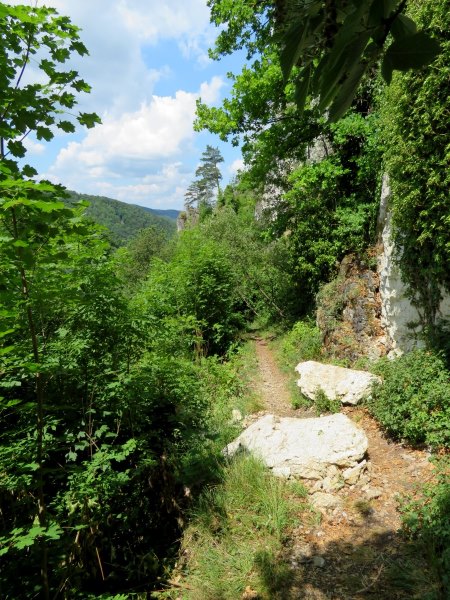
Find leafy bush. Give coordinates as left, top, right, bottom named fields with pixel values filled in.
left=140, top=230, right=243, bottom=357
left=280, top=320, right=322, bottom=364
left=314, top=388, right=341, bottom=415
left=369, top=350, right=450, bottom=449
left=400, top=456, right=450, bottom=599
left=270, top=112, right=380, bottom=312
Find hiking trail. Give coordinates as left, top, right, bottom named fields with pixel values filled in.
left=250, top=337, right=434, bottom=600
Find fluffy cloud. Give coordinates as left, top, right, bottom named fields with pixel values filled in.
left=45, top=77, right=224, bottom=208
left=8, top=1, right=242, bottom=209
left=117, top=0, right=211, bottom=43
left=90, top=162, right=192, bottom=208
left=229, top=158, right=245, bottom=175
left=9, top=1, right=214, bottom=116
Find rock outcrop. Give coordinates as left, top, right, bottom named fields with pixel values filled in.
left=295, top=361, right=381, bottom=406
left=378, top=177, right=450, bottom=356
left=225, top=413, right=368, bottom=479
left=316, top=253, right=387, bottom=362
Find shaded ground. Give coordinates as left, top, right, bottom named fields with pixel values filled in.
left=252, top=338, right=435, bottom=600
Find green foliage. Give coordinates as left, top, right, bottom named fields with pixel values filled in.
left=114, top=224, right=169, bottom=287
left=280, top=320, right=322, bottom=364
left=379, top=0, right=450, bottom=328
left=138, top=229, right=243, bottom=356
left=313, top=388, right=341, bottom=415
left=161, top=456, right=295, bottom=600
left=201, top=205, right=298, bottom=323
left=369, top=350, right=450, bottom=449
left=271, top=112, right=381, bottom=311
left=276, top=0, right=440, bottom=120
left=66, top=191, right=176, bottom=247
left=400, top=456, right=450, bottom=599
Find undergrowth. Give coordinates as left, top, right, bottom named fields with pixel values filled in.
left=368, top=349, right=450, bottom=450
left=157, top=456, right=300, bottom=600
left=270, top=320, right=322, bottom=411
left=395, top=456, right=450, bottom=600
left=368, top=349, right=450, bottom=598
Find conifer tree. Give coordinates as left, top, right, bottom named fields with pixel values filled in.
left=184, top=145, right=224, bottom=210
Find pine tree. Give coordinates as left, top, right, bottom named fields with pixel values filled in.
left=184, top=145, right=224, bottom=210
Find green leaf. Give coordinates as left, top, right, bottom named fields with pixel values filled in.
left=78, top=112, right=102, bottom=128
left=0, top=329, right=15, bottom=339
left=381, top=54, right=393, bottom=84
left=384, top=31, right=441, bottom=71
left=22, top=164, right=38, bottom=177
left=7, top=140, right=26, bottom=158
left=294, top=65, right=311, bottom=114
left=36, top=126, right=54, bottom=142
left=329, top=61, right=366, bottom=121
left=45, top=522, right=62, bottom=541
left=57, top=120, right=76, bottom=133
left=390, top=14, right=418, bottom=40
left=280, top=19, right=310, bottom=81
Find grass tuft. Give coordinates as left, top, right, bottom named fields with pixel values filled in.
left=162, top=456, right=301, bottom=599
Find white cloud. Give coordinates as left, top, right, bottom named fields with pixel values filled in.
left=90, top=161, right=192, bottom=208
left=229, top=158, right=245, bottom=175
left=23, top=138, right=45, bottom=155
left=7, top=2, right=241, bottom=210
left=45, top=77, right=224, bottom=208
left=117, top=0, right=210, bottom=43
left=9, top=1, right=214, bottom=117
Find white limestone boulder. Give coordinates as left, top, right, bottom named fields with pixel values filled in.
left=224, top=413, right=368, bottom=479
left=295, top=361, right=381, bottom=405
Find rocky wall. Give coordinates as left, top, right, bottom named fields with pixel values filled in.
left=377, top=177, right=450, bottom=356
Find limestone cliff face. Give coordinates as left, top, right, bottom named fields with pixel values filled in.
left=377, top=177, right=450, bottom=356
left=316, top=254, right=386, bottom=362
left=316, top=176, right=450, bottom=361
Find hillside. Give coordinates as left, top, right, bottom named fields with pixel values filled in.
left=141, top=206, right=180, bottom=220
left=66, top=191, right=178, bottom=246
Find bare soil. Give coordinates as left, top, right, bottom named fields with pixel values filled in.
left=252, top=338, right=435, bottom=600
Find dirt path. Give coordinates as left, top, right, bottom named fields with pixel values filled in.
left=252, top=338, right=434, bottom=600
left=253, top=338, right=300, bottom=417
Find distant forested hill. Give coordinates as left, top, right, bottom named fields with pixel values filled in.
left=142, top=207, right=180, bottom=220
left=66, top=191, right=178, bottom=246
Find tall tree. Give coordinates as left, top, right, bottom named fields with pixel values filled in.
left=184, top=145, right=224, bottom=211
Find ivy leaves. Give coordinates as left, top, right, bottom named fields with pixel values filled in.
left=278, top=0, right=441, bottom=120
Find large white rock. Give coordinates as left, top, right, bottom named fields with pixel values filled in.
left=225, top=413, right=368, bottom=479
left=295, top=361, right=381, bottom=405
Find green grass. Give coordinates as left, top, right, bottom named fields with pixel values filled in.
left=158, top=456, right=305, bottom=600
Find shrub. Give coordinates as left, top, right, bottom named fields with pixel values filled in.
left=400, top=456, right=450, bottom=599
left=314, top=388, right=341, bottom=415
left=281, top=320, right=322, bottom=364
left=369, top=350, right=450, bottom=449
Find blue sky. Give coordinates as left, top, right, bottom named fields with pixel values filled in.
left=12, top=1, right=246, bottom=210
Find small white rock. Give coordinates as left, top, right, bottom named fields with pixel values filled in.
left=364, top=487, right=383, bottom=500
left=312, top=556, right=326, bottom=568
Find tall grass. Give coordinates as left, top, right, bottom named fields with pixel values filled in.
left=160, top=456, right=299, bottom=600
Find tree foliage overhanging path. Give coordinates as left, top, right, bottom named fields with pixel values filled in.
left=205, top=0, right=440, bottom=122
